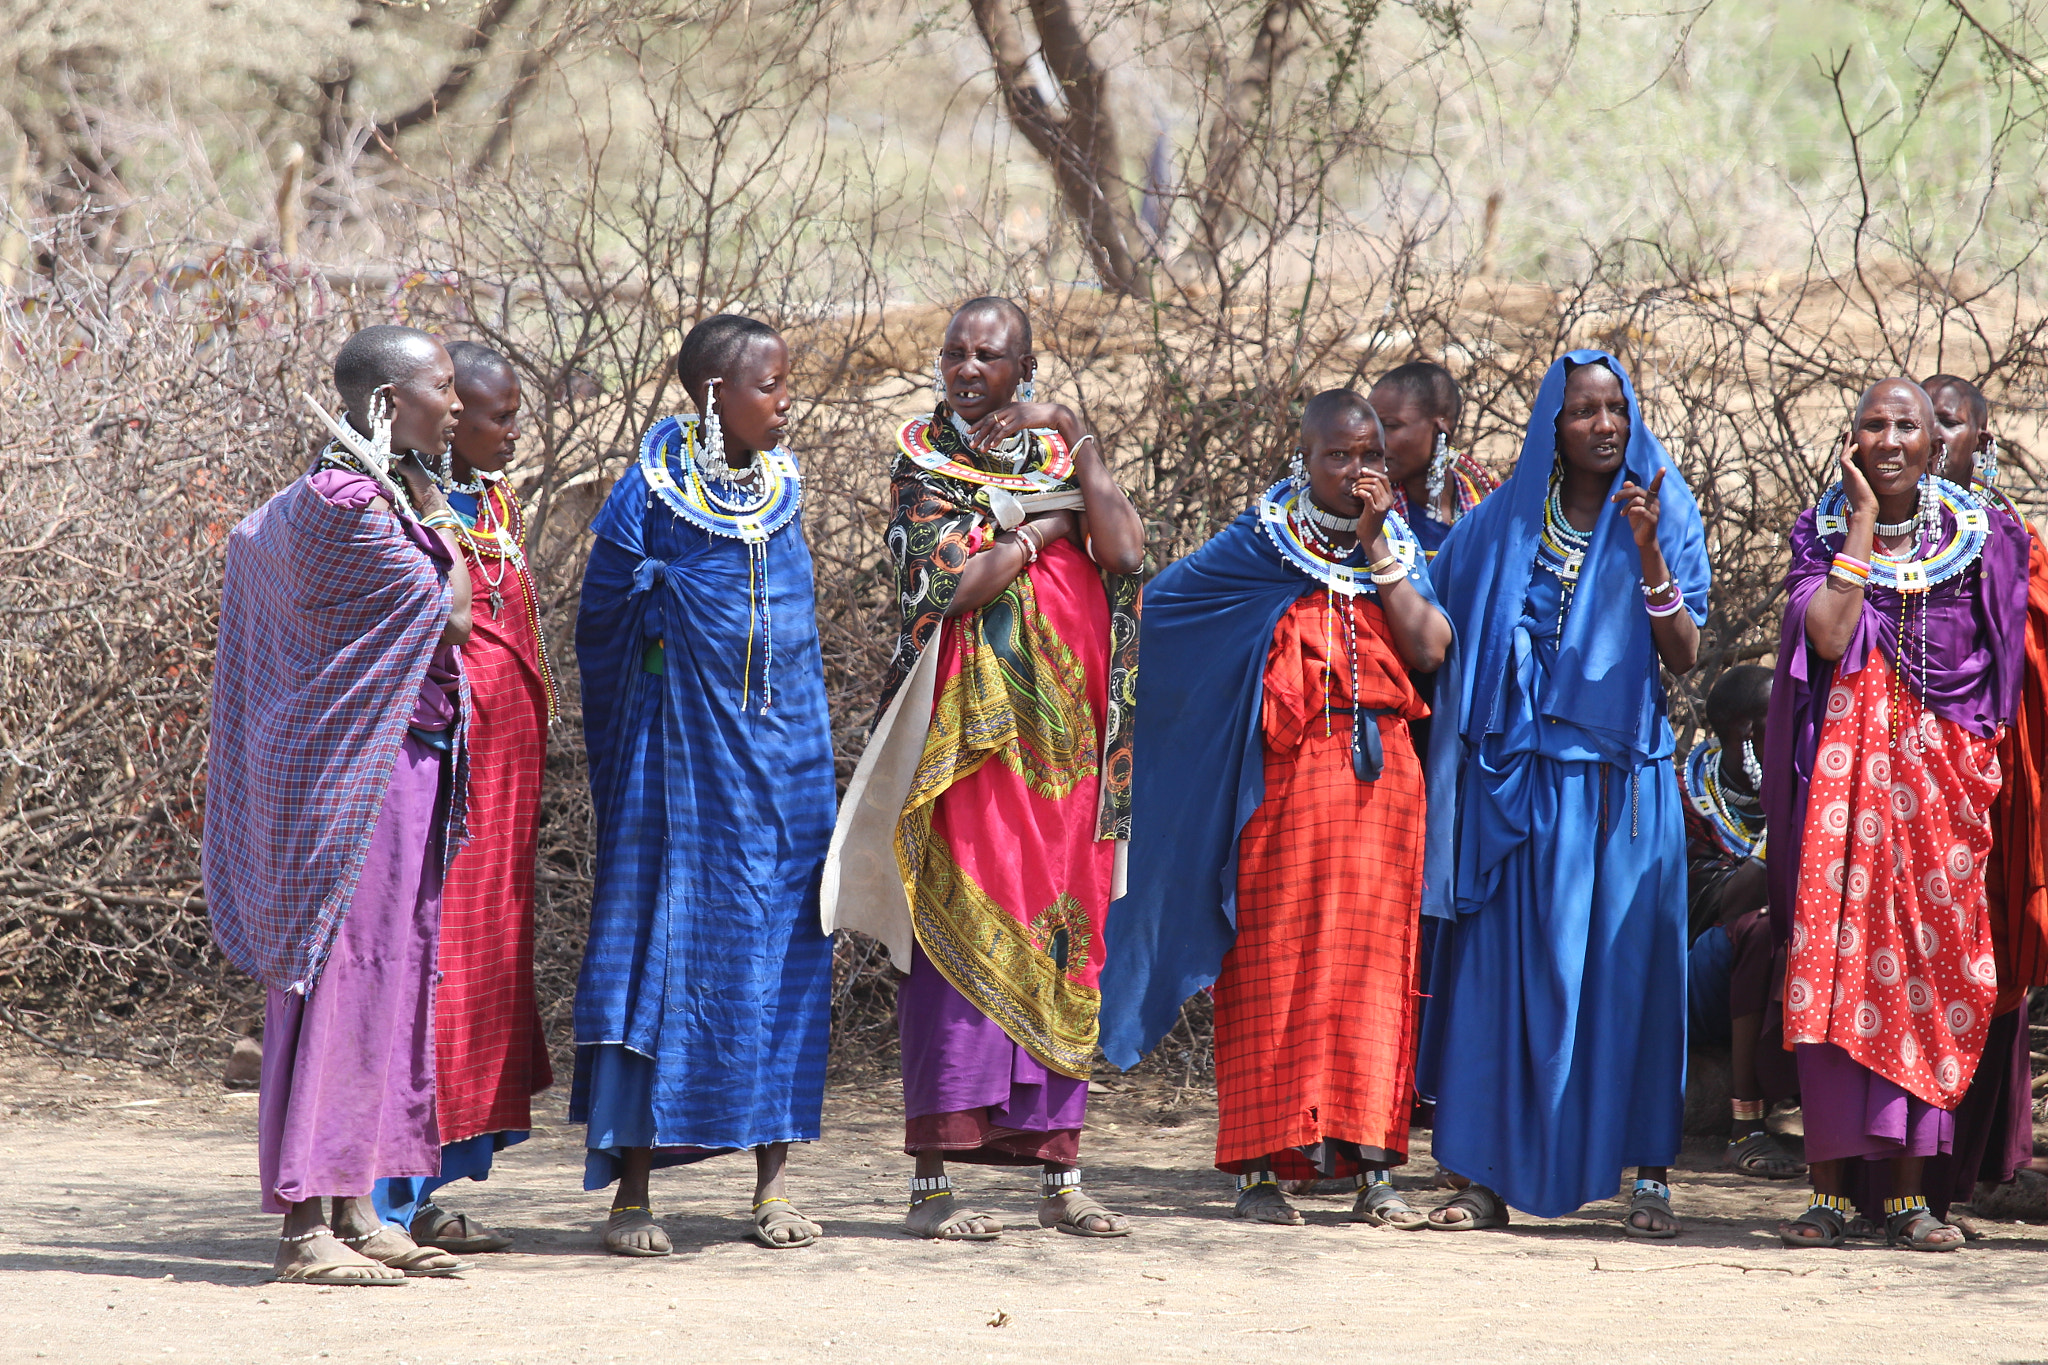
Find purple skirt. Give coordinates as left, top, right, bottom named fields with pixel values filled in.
left=1795, top=1042, right=1954, bottom=1164
left=257, top=735, right=445, bottom=1213
left=898, top=943, right=1088, bottom=1165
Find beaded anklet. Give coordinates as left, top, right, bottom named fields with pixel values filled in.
left=909, top=1175, right=952, bottom=1207
left=1041, top=1169, right=1083, bottom=1197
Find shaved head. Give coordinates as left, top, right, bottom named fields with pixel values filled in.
left=951, top=296, right=1032, bottom=355
left=444, top=339, right=516, bottom=389
left=1301, top=388, right=1382, bottom=444
left=334, top=325, right=447, bottom=418
left=1855, top=377, right=1934, bottom=428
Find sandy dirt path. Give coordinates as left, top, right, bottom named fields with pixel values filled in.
left=4, top=1046, right=2048, bottom=1365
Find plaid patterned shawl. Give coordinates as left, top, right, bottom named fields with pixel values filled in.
left=203, top=473, right=465, bottom=993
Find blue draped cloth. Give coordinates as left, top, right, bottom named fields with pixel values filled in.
left=1416, top=351, right=1710, bottom=1218
left=1097, top=507, right=1445, bottom=1067
left=568, top=461, right=836, bottom=1190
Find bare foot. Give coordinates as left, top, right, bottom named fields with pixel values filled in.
left=271, top=1229, right=404, bottom=1285
left=904, top=1191, right=1002, bottom=1241
left=604, top=1206, right=672, bottom=1257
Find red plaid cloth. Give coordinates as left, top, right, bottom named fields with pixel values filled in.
left=433, top=548, right=554, bottom=1142
left=1213, top=591, right=1427, bottom=1176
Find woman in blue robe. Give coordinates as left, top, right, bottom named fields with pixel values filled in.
left=571, top=316, right=836, bottom=1256
left=1418, top=350, right=1709, bottom=1235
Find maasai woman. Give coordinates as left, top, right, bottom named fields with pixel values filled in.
left=1678, top=665, right=1802, bottom=1178
left=1919, top=373, right=2048, bottom=1217
left=1099, top=390, right=1450, bottom=1229
left=371, top=342, right=556, bottom=1254
left=1766, top=378, right=2028, bottom=1250
left=1417, top=350, right=1708, bottom=1237
left=206, top=324, right=473, bottom=1283
left=572, top=315, right=835, bottom=1256
left=1369, top=360, right=1497, bottom=561
left=822, top=297, right=1145, bottom=1241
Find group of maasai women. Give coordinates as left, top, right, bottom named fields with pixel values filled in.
left=202, top=293, right=2048, bottom=1285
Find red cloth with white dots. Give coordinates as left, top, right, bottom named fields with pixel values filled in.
left=1784, top=650, right=2000, bottom=1109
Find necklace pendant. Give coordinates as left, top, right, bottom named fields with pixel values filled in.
left=488, top=590, right=503, bottom=617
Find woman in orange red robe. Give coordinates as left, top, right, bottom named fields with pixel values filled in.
left=1921, top=373, right=2048, bottom=1215
left=372, top=342, right=556, bottom=1253
left=1101, top=390, right=1451, bottom=1227
left=1764, top=378, right=2028, bottom=1250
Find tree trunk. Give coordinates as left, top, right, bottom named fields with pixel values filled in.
left=965, top=0, right=1148, bottom=297
left=1173, top=0, right=1306, bottom=283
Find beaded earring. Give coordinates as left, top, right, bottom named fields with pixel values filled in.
left=1289, top=448, right=1307, bottom=487
left=1426, top=430, right=1451, bottom=513
left=1019, top=377, right=1037, bottom=403
left=1741, top=738, right=1763, bottom=790
left=369, top=386, right=396, bottom=466
left=931, top=355, right=946, bottom=408
left=1979, top=437, right=2000, bottom=489
left=1916, top=471, right=1937, bottom=543
left=699, top=377, right=731, bottom=486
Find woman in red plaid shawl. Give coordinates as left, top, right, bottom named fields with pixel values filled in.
left=370, top=342, right=557, bottom=1255
left=205, top=325, right=475, bottom=1286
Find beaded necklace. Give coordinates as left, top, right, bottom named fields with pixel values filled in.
left=896, top=414, right=1074, bottom=493
left=316, top=440, right=426, bottom=521
left=1255, top=478, right=1422, bottom=599
left=640, top=414, right=801, bottom=714
left=1534, top=471, right=1593, bottom=630
left=1814, top=477, right=1989, bottom=740
left=1682, top=739, right=1764, bottom=860
left=445, top=478, right=560, bottom=722
left=1812, top=477, right=1988, bottom=594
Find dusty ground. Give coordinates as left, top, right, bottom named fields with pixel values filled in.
left=5, top=1044, right=2048, bottom=1365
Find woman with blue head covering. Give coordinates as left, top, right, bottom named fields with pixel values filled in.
left=1417, top=351, right=1709, bottom=1236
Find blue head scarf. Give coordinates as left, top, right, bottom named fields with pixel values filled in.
left=1421, top=350, right=1710, bottom=914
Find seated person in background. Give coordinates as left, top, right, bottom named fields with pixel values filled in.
left=1680, top=665, right=1803, bottom=1179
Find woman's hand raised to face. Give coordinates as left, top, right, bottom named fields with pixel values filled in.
left=1610, top=467, right=1666, bottom=550
left=1351, top=466, right=1397, bottom=552
left=1838, top=438, right=1880, bottom=524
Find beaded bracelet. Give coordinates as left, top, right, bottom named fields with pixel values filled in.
left=1639, top=576, right=1676, bottom=600
left=1828, top=553, right=1872, bottom=589
left=1645, top=587, right=1687, bottom=618
left=1015, top=524, right=1042, bottom=564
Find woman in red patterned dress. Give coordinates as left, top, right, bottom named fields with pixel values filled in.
left=1765, top=378, right=2029, bottom=1251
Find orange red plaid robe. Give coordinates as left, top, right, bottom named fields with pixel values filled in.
left=1212, top=590, right=1428, bottom=1177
